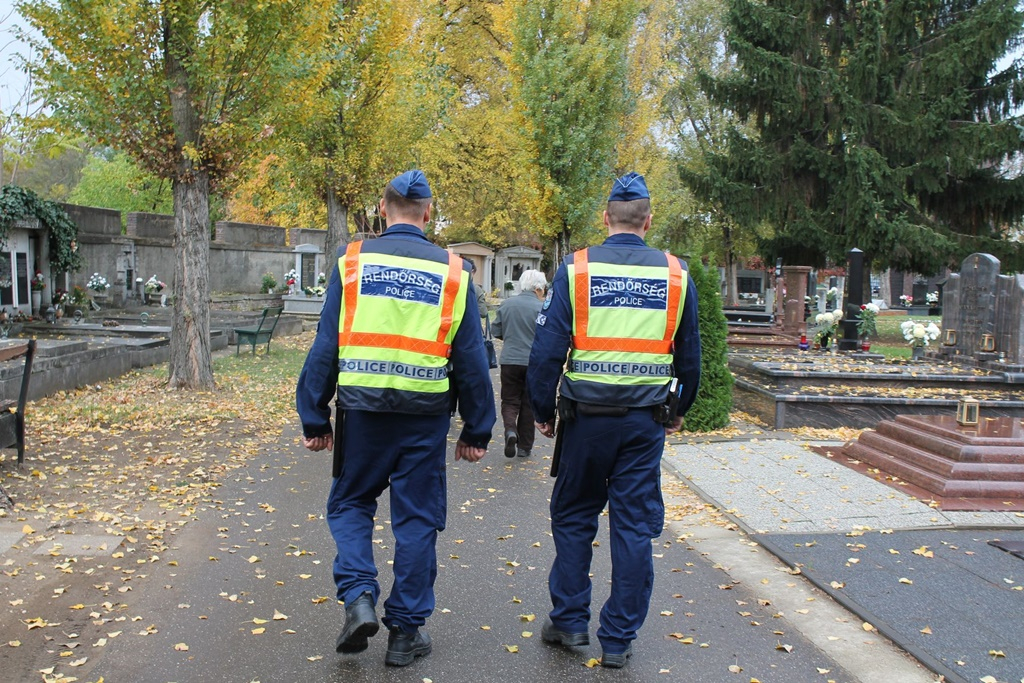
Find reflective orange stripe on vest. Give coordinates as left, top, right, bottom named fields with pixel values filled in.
left=339, top=241, right=464, bottom=357
left=571, top=249, right=683, bottom=354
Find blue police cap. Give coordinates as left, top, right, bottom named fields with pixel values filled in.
left=608, top=172, right=649, bottom=202
left=389, top=170, right=432, bottom=199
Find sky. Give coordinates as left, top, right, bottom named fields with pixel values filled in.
left=0, top=0, right=33, bottom=110
left=2, top=2, right=1022, bottom=123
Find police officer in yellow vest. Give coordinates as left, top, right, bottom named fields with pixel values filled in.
left=296, top=170, right=495, bottom=666
left=527, top=172, right=701, bottom=668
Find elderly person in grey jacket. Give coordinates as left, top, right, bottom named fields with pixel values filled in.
left=491, top=269, right=547, bottom=458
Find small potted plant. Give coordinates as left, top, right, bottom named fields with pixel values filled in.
left=899, top=294, right=913, bottom=308
left=813, top=310, right=842, bottom=352
left=261, top=272, right=278, bottom=294
left=284, top=268, right=298, bottom=294
left=900, top=319, right=941, bottom=360
left=143, top=275, right=166, bottom=304
left=30, top=271, right=46, bottom=314
left=856, top=302, right=879, bottom=350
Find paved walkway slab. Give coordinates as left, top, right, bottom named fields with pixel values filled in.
left=664, top=439, right=1024, bottom=535
left=754, top=528, right=1024, bottom=683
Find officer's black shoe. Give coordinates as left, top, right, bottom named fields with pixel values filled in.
left=384, top=627, right=431, bottom=666
left=600, top=644, right=633, bottom=668
left=335, top=592, right=379, bottom=654
left=541, top=619, right=590, bottom=647
left=504, top=430, right=518, bottom=458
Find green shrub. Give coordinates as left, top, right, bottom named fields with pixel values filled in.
left=261, top=272, right=278, bottom=293
left=682, top=259, right=733, bottom=432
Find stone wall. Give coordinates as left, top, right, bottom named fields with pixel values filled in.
left=126, top=212, right=174, bottom=239
left=289, top=228, right=328, bottom=251
left=62, top=204, right=121, bottom=237
left=59, top=205, right=323, bottom=298
left=215, top=220, right=287, bottom=247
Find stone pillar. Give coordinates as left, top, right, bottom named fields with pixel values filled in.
left=840, top=248, right=864, bottom=350
left=782, top=266, right=812, bottom=336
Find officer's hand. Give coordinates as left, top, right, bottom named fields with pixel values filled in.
left=664, top=416, right=684, bottom=436
left=455, top=440, right=486, bottom=462
left=536, top=420, right=555, bottom=438
left=303, top=433, right=334, bottom=452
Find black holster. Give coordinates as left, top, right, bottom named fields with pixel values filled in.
left=550, top=397, right=576, bottom=478
left=331, top=410, right=346, bottom=478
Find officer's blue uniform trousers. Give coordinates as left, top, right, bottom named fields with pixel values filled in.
left=327, top=409, right=449, bottom=632
left=549, top=408, right=665, bottom=653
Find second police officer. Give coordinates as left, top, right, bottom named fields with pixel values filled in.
left=296, top=170, right=495, bottom=667
left=528, top=172, right=701, bottom=668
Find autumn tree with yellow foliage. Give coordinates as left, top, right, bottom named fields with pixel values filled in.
left=510, top=0, right=642, bottom=263
left=418, top=1, right=551, bottom=251
left=284, top=0, right=449, bottom=264
left=21, top=0, right=331, bottom=389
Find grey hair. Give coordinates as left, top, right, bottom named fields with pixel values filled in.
left=519, top=269, right=547, bottom=293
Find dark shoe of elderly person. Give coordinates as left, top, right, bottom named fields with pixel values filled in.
left=385, top=627, right=432, bottom=666
left=540, top=618, right=589, bottom=647
left=516, top=449, right=530, bottom=458
left=335, top=592, right=379, bottom=653
left=504, top=430, right=518, bottom=458
left=601, top=644, right=633, bottom=668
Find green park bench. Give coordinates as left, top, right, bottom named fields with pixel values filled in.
left=234, top=307, right=284, bottom=355
left=0, top=340, right=36, bottom=465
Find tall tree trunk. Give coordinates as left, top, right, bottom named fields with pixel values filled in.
left=722, top=223, right=738, bottom=306
left=325, top=188, right=350, bottom=267
left=168, top=171, right=214, bottom=389
left=165, top=16, right=214, bottom=390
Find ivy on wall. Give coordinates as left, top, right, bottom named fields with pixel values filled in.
left=0, top=185, right=82, bottom=274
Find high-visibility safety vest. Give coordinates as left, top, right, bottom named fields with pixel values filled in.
left=336, top=241, right=468, bottom=406
left=563, top=247, right=686, bottom=405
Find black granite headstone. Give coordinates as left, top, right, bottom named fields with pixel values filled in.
left=840, top=248, right=864, bottom=350
left=912, top=280, right=928, bottom=307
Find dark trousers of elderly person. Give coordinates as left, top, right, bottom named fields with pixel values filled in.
left=499, top=364, right=535, bottom=454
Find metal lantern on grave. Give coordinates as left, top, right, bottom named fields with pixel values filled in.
left=956, top=396, right=980, bottom=426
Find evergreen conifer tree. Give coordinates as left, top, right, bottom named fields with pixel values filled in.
left=686, top=0, right=1024, bottom=273
left=683, top=260, right=733, bottom=432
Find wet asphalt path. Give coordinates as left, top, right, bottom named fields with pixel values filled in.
left=83, top=414, right=863, bottom=683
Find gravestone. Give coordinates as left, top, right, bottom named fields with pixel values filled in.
left=840, top=248, right=864, bottom=350
left=782, top=266, right=811, bottom=336
left=908, top=279, right=930, bottom=316
left=939, top=253, right=1024, bottom=365
left=816, top=285, right=828, bottom=314
left=291, top=244, right=323, bottom=291
left=912, top=280, right=928, bottom=307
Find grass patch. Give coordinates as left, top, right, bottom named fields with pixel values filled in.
left=868, top=344, right=911, bottom=359
left=31, top=332, right=314, bottom=434
left=862, top=312, right=941, bottom=360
